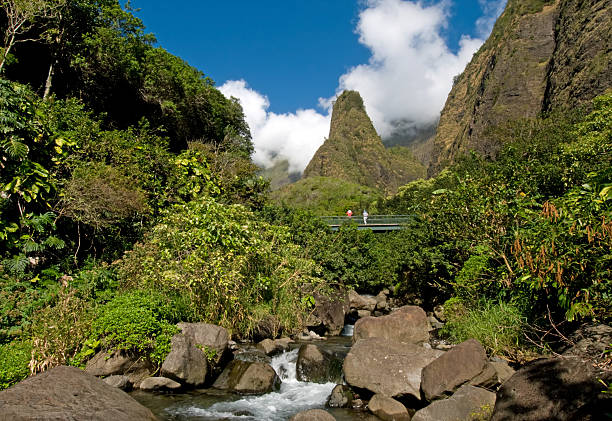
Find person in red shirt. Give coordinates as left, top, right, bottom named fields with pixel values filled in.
left=346, top=209, right=353, bottom=218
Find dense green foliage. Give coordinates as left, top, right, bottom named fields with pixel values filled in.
left=270, top=176, right=382, bottom=215
left=0, top=340, right=31, bottom=389
left=376, top=94, right=612, bottom=336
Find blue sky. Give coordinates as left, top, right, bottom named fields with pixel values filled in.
left=130, top=0, right=507, bottom=172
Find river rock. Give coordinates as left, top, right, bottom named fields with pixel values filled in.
left=307, top=290, right=350, bottom=336
left=257, top=337, right=292, bottom=356
left=349, top=290, right=377, bottom=311
left=177, top=322, right=230, bottom=368
left=327, top=384, right=354, bottom=408
left=103, top=375, right=131, bottom=391
left=0, top=365, right=157, bottom=420
left=368, top=394, right=411, bottom=421
left=161, top=333, right=209, bottom=387
left=213, top=360, right=281, bottom=395
left=375, top=291, right=388, bottom=312
left=290, top=408, right=336, bottom=421
left=353, top=305, right=430, bottom=345
left=491, top=357, right=612, bottom=421
left=343, top=338, right=443, bottom=400
left=357, top=309, right=372, bottom=319
left=296, top=344, right=343, bottom=384
left=139, top=376, right=182, bottom=392
left=412, top=384, right=496, bottom=421
left=85, top=350, right=149, bottom=377
left=421, top=339, right=491, bottom=401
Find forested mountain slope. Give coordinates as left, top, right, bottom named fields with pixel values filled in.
left=429, top=0, right=611, bottom=174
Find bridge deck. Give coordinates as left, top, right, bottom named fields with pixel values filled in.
left=320, top=215, right=412, bottom=231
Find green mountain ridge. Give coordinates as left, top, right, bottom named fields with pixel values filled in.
left=303, top=90, right=426, bottom=195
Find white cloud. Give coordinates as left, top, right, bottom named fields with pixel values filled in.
left=221, top=0, right=506, bottom=172
left=219, top=80, right=330, bottom=173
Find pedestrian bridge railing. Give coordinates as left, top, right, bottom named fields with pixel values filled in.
left=319, top=215, right=413, bottom=231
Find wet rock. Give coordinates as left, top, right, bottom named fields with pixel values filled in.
left=412, top=384, right=496, bottom=421
left=257, top=337, right=292, bottom=356
left=368, top=394, right=411, bottom=421
left=103, top=375, right=131, bottom=391
left=161, top=333, right=208, bottom=387
left=421, top=339, right=490, bottom=401
left=213, top=360, right=281, bottom=395
left=327, top=384, right=354, bottom=408
left=290, top=408, right=336, bottom=421
left=296, top=344, right=343, bottom=384
left=353, top=305, right=430, bottom=345
left=0, top=365, right=157, bottom=420
left=343, top=338, right=443, bottom=400
left=139, top=376, right=182, bottom=392
left=491, top=357, right=612, bottom=421
left=234, top=348, right=272, bottom=364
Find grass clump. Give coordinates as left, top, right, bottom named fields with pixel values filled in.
left=441, top=298, right=527, bottom=359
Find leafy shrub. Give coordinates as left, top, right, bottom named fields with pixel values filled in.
left=118, top=197, right=325, bottom=337
left=0, top=340, right=32, bottom=390
left=84, top=290, right=187, bottom=365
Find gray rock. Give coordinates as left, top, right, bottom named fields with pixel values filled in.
left=290, top=408, right=336, bottom=421
left=85, top=350, right=149, bottom=377
left=307, top=290, right=350, bottom=336
left=257, top=337, right=293, bottom=356
left=103, top=375, right=131, bottom=391
left=213, top=360, right=281, bottom=395
left=161, top=333, right=208, bottom=387
left=0, top=366, right=157, bottom=420
left=343, top=338, right=443, bottom=400
left=368, top=394, right=411, bottom=421
left=412, top=384, right=496, bottom=421
left=490, top=360, right=515, bottom=386
left=139, top=376, right=182, bottom=392
left=348, top=290, right=377, bottom=311
left=353, top=305, right=430, bottom=345
left=491, top=357, right=612, bottom=421
left=327, top=384, right=354, bottom=408
left=177, top=322, right=230, bottom=368
left=421, top=339, right=490, bottom=401
left=296, top=344, right=343, bottom=384
left=234, top=348, right=272, bottom=364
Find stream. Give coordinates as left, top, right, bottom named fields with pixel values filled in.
left=131, top=330, right=373, bottom=420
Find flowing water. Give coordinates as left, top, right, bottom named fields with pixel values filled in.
left=133, top=335, right=370, bottom=420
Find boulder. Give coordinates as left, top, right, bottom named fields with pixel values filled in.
left=85, top=350, right=150, bottom=377
left=161, top=333, right=209, bottom=387
left=177, top=322, right=230, bottom=369
left=213, top=360, right=281, bottom=395
left=234, top=348, right=272, bottom=364
left=357, top=309, right=372, bottom=319
left=368, top=394, right=411, bottom=421
left=412, top=384, right=496, bottom=421
left=0, top=366, right=157, bottom=420
left=307, top=290, right=350, bottom=336
left=490, top=360, right=515, bottom=386
left=349, top=290, right=377, bottom=311
left=252, top=315, right=283, bottom=341
left=491, top=357, right=612, bottom=421
left=353, top=305, right=430, bottom=345
left=139, top=376, right=182, bottom=392
left=421, top=339, right=490, bottom=401
left=257, top=337, right=293, bottom=356
left=561, top=324, right=612, bottom=366
left=327, top=384, right=354, bottom=408
left=343, top=338, right=443, bottom=400
left=375, top=292, right=388, bottom=312
left=296, top=344, right=343, bottom=384
left=103, top=375, right=131, bottom=391
left=290, top=408, right=336, bottom=421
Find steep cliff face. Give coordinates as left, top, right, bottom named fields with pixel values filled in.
left=429, top=0, right=611, bottom=174
left=303, top=90, right=425, bottom=194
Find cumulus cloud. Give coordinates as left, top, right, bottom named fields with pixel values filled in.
left=219, top=80, right=330, bottom=173
left=221, top=0, right=506, bottom=172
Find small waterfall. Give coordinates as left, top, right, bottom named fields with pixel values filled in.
left=340, top=324, right=354, bottom=337
left=168, top=349, right=336, bottom=420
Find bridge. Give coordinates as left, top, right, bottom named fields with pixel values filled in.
left=319, top=215, right=413, bottom=231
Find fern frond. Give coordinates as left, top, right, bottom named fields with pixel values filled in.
left=44, top=236, right=65, bottom=250
left=1, top=136, right=29, bottom=159
left=2, top=254, right=29, bottom=274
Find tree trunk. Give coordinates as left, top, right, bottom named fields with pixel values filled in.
left=43, top=59, right=56, bottom=98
